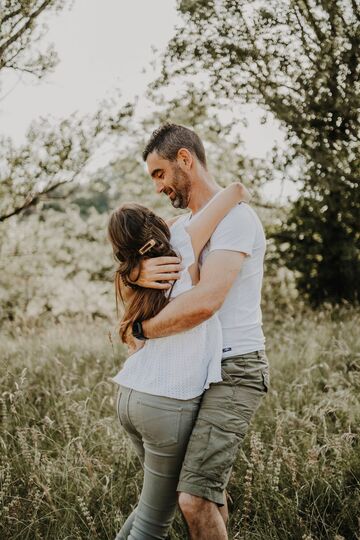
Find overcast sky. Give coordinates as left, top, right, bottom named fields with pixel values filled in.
left=0, top=0, right=296, bottom=201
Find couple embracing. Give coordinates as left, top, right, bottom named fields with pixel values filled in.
left=107, top=123, right=270, bottom=539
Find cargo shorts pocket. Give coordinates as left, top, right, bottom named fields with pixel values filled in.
left=183, top=420, right=240, bottom=489
left=137, top=400, right=182, bottom=447
left=221, top=360, right=246, bottom=384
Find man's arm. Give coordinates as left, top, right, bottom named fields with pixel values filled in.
left=142, top=250, right=246, bottom=338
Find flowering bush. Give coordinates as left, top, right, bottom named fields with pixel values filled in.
left=0, top=207, right=115, bottom=325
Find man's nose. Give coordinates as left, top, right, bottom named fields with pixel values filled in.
left=155, top=181, right=164, bottom=194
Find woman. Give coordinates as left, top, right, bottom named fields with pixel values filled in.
left=108, top=182, right=250, bottom=540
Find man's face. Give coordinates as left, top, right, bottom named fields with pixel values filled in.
left=146, top=151, right=192, bottom=209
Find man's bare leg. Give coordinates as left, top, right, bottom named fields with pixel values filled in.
left=178, top=493, right=228, bottom=540
left=219, top=491, right=229, bottom=525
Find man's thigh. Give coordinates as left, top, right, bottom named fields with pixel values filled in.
left=177, top=351, right=269, bottom=506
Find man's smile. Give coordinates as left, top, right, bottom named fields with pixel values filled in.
left=164, top=187, right=176, bottom=200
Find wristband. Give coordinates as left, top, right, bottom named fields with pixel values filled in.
left=132, top=321, right=148, bottom=340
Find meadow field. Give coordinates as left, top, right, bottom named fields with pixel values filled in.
left=1, top=1, right=359, bottom=539
left=1, top=307, right=359, bottom=540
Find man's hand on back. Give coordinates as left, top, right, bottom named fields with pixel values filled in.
left=130, top=256, right=182, bottom=290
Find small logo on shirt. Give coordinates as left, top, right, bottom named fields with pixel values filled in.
left=222, top=347, right=232, bottom=353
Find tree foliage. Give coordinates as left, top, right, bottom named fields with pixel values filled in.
left=0, top=206, right=114, bottom=323
left=158, top=0, right=360, bottom=304
left=0, top=102, right=133, bottom=222
left=0, top=0, right=64, bottom=79
left=0, top=1, right=135, bottom=222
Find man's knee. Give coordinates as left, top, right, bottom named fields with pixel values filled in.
left=178, top=492, right=212, bottom=521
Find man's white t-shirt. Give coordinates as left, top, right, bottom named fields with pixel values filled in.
left=188, top=201, right=266, bottom=358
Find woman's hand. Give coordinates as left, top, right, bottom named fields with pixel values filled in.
left=231, top=182, right=252, bottom=204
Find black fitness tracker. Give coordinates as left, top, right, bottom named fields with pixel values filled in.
left=132, top=320, right=148, bottom=340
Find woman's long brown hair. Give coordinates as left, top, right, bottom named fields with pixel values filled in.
left=107, top=202, right=178, bottom=342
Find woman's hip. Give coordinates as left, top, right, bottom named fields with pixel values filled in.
left=116, top=385, right=201, bottom=449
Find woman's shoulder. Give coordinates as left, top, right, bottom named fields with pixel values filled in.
left=166, top=212, right=190, bottom=230
left=170, top=213, right=192, bottom=248
left=165, top=215, right=180, bottom=228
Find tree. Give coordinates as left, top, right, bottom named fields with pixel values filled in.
left=0, top=0, right=63, bottom=79
left=0, top=1, right=134, bottom=222
left=0, top=102, right=134, bottom=222
left=156, top=0, right=360, bottom=305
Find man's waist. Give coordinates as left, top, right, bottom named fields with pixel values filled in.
left=221, top=338, right=266, bottom=359
left=219, top=317, right=263, bottom=330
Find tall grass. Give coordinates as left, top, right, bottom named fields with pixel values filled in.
left=0, top=308, right=359, bottom=539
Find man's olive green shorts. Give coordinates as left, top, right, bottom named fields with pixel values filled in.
left=177, top=350, right=270, bottom=506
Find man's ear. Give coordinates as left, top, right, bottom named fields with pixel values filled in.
left=177, top=148, right=193, bottom=171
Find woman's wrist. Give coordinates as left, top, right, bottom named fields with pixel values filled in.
left=237, top=182, right=251, bottom=203
left=229, top=182, right=245, bottom=202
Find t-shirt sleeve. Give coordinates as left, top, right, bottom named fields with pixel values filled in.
left=167, top=218, right=195, bottom=298
left=208, top=203, right=257, bottom=257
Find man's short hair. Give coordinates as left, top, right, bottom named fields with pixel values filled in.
left=142, top=123, right=207, bottom=168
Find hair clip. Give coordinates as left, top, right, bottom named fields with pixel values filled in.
left=139, top=238, right=156, bottom=255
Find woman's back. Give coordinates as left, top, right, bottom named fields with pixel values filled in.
left=111, top=214, right=223, bottom=399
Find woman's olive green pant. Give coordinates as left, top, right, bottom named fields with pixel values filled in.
left=114, top=385, right=201, bottom=540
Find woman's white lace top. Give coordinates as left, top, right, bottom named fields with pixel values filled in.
left=110, top=213, right=223, bottom=400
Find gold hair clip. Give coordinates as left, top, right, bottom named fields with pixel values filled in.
left=139, top=238, right=156, bottom=255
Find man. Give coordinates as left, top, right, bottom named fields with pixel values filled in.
left=131, top=123, right=269, bottom=539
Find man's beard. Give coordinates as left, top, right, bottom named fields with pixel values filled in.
left=169, top=164, right=191, bottom=209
